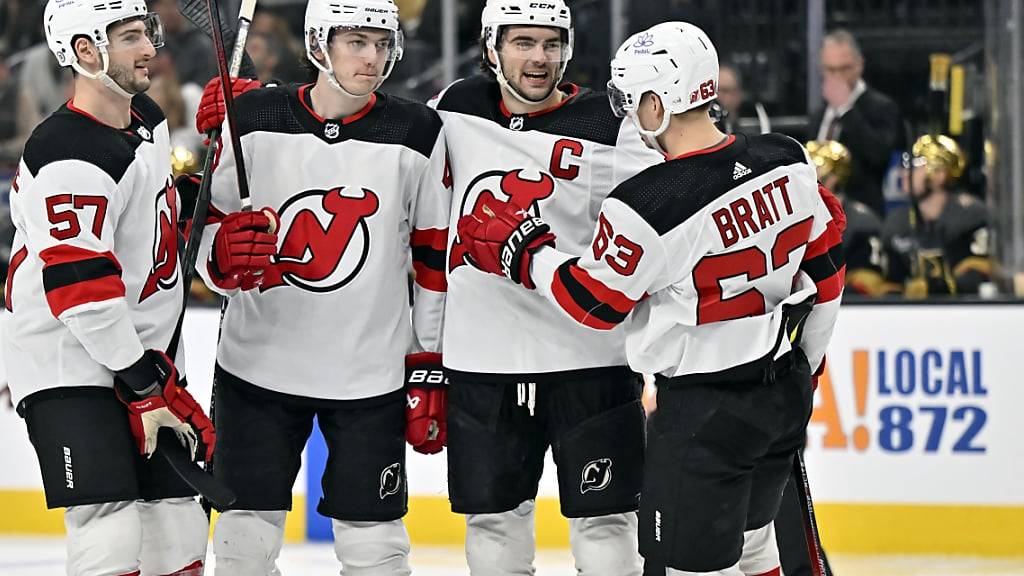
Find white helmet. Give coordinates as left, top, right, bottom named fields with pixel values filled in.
left=44, top=0, right=163, bottom=98
left=608, top=22, right=719, bottom=153
left=305, top=0, right=404, bottom=97
left=481, top=0, right=574, bottom=105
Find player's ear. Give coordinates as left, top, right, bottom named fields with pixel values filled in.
left=73, top=36, right=100, bottom=68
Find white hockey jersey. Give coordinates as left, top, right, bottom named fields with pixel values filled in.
left=531, top=133, right=844, bottom=379
left=198, top=85, right=449, bottom=401
left=3, top=96, right=184, bottom=406
left=431, top=76, right=661, bottom=377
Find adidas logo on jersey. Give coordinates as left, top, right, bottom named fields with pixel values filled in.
left=733, top=162, right=751, bottom=180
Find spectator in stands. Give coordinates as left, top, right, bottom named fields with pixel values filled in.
left=0, top=0, right=46, bottom=54
left=147, top=52, right=203, bottom=154
left=715, top=63, right=772, bottom=135
left=15, top=43, right=72, bottom=120
left=246, top=32, right=284, bottom=84
left=807, top=140, right=888, bottom=296
left=151, top=0, right=217, bottom=87
left=882, top=135, right=993, bottom=297
left=810, top=29, right=902, bottom=217
left=250, top=10, right=305, bottom=82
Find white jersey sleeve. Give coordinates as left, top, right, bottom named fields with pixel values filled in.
left=533, top=133, right=843, bottom=379
left=408, top=126, right=451, bottom=354
left=798, top=184, right=845, bottom=373
left=533, top=198, right=669, bottom=330
left=12, top=160, right=144, bottom=371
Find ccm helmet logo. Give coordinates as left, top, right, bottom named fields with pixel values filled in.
left=529, top=3, right=557, bottom=8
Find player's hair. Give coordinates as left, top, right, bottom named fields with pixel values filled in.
left=823, top=28, right=862, bottom=60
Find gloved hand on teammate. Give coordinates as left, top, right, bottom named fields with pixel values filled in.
left=208, top=208, right=280, bottom=290
left=456, top=198, right=556, bottom=289
left=196, top=76, right=261, bottom=135
left=114, top=350, right=216, bottom=462
left=405, top=352, right=447, bottom=455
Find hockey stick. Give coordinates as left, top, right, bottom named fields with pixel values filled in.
left=793, top=450, right=828, bottom=576
left=177, top=0, right=258, bottom=296
left=154, top=0, right=258, bottom=513
left=158, top=428, right=237, bottom=510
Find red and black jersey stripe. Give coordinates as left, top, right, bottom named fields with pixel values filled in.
left=411, top=228, right=448, bottom=292
left=550, top=258, right=639, bottom=330
left=4, top=246, right=28, bottom=312
left=800, top=218, right=845, bottom=303
left=39, top=245, right=125, bottom=317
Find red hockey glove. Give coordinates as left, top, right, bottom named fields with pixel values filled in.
left=209, top=208, right=280, bottom=290
left=196, top=76, right=261, bottom=135
left=114, top=350, right=216, bottom=462
left=811, top=355, right=827, bottom=392
left=405, top=352, right=447, bottom=455
left=456, top=199, right=556, bottom=289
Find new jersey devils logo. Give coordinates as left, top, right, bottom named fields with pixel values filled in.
left=260, top=187, right=379, bottom=292
left=580, top=458, right=613, bottom=494
left=139, top=179, right=179, bottom=302
left=379, top=462, right=403, bottom=500
left=449, top=169, right=555, bottom=272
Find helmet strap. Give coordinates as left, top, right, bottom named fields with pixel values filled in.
left=631, top=104, right=672, bottom=156
left=310, top=34, right=391, bottom=98
left=72, top=49, right=135, bottom=100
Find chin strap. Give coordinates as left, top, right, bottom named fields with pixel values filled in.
left=73, top=50, right=136, bottom=100
left=631, top=107, right=672, bottom=156
left=491, top=50, right=566, bottom=106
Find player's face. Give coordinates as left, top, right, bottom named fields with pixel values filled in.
left=495, top=26, right=566, bottom=102
left=105, top=18, right=160, bottom=94
left=328, top=28, right=392, bottom=96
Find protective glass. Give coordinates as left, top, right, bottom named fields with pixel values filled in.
left=606, top=80, right=632, bottom=118
left=106, top=13, right=165, bottom=52
left=329, top=26, right=404, bottom=62
left=499, top=33, right=569, bottom=64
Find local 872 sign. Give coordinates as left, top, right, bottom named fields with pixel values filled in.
left=811, top=347, right=988, bottom=455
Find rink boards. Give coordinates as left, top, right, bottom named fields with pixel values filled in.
left=1, top=303, right=1022, bottom=555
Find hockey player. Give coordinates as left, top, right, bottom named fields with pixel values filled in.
left=457, top=22, right=844, bottom=576
left=883, top=134, right=992, bottom=297
left=191, top=0, right=449, bottom=573
left=806, top=139, right=887, bottom=296
left=428, top=1, right=661, bottom=574
left=0, top=0, right=249, bottom=574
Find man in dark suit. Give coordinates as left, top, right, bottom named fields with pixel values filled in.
left=810, top=29, right=902, bottom=216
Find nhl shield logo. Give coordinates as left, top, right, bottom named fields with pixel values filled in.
left=324, top=122, right=341, bottom=140
left=136, top=126, right=151, bottom=140
left=509, top=116, right=525, bottom=131
left=379, top=463, right=402, bottom=500
left=580, top=458, right=613, bottom=494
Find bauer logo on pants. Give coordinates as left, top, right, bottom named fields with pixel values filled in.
left=580, top=458, right=612, bottom=494
left=379, top=462, right=402, bottom=500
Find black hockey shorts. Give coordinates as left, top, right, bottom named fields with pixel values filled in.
left=212, top=366, right=407, bottom=521
left=638, top=350, right=813, bottom=572
left=19, top=386, right=196, bottom=509
left=446, top=366, right=644, bottom=518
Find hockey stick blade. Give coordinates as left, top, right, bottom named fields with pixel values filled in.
left=156, top=429, right=236, bottom=510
